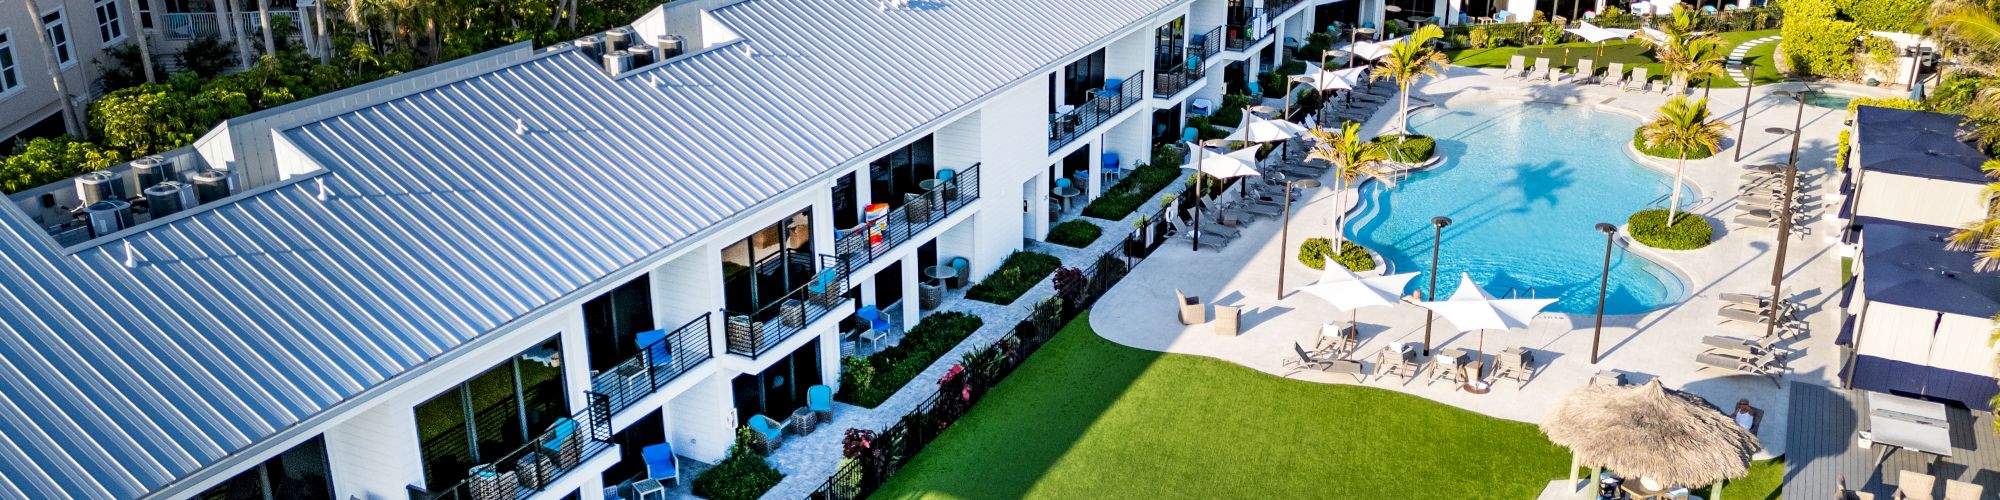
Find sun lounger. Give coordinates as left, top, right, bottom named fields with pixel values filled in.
left=1591, top=370, right=1626, bottom=386
left=1719, top=303, right=1794, bottom=322
left=1695, top=351, right=1782, bottom=387
left=1176, top=288, right=1205, bottom=324
left=1528, top=57, right=1552, bottom=81
left=1717, top=307, right=1808, bottom=338
left=1570, top=59, right=1596, bottom=84
left=1702, top=334, right=1780, bottom=355
left=1744, top=163, right=1787, bottom=174
left=1503, top=54, right=1526, bottom=78
left=1703, top=341, right=1787, bottom=369
left=1316, top=322, right=1359, bottom=356
left=1491, top=347, right=1535, bottom=385
left=1944, top=479, right=1983, bottom=500
left=1665, top=73, right=1688, bottom=95
left=1169, top=215, right=1228, bottom=251
left=1624, top=67, right=1650, bottom=92
left=1600, top=62, right=1626, bottom=88
left=1428, top=353, right=1468, bottom=385
left=1896, top=470, right=1936, bottom=500
left=1376, top=345, right=1422, bottom=382
left=1720, top=292, right=1799, bottom=315
left=1287, top=343, right=1366, bottom=382
left=1731, top=212, right=1781, bottom=229
left=1241, top=200, right=1284, bottom=219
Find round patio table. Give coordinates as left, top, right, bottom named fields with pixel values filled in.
left=1052, top=186, right=1083, bottom=211
left=923, top=265, right=958, bottom=285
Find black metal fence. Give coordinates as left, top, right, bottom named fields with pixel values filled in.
left=1266, top=0, right=1304, bottom=19
left=1193, top=25, right=1223, bottom=62
left=1049, top=69, right=1147, bottom=153
left=1154, top=59, right=1204, bottom=97
left=831, top=163, right=983, bottom=273
left=590, top=313, right=713, bottom=416
left=724, top=255, right=852, bottom=358
left=415, top=394, right=614, bottom=500
left=1225, top=9, right=1270, bottom=52
left=809, top=201, right=1171, bottom=500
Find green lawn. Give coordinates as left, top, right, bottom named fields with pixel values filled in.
left=874, top=313, right=1785, bottom=499
left=1446, top=29, right=1781, bottom=89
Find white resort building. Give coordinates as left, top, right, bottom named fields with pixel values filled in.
left=0, top=0, right=1328, bottom=498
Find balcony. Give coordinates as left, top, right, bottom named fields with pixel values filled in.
left=589, top=314, right=714, bottom=417
left=1191, top=26, right=1223, bottom=62
left=416, top=394, right=614, bottom=500
left=1048, top=70, right=1146, bottom=153
left=1266, top=0, right=1304, bottom=18
left=1224, top=9, right=1271, bottom=52
left=831, top=164, right=982, bottom=273
left=1154, top=61, right=1205, bottom=98
left=162, top=11, right=309, bottom=42
left=723, top=255, right=852, bottom=359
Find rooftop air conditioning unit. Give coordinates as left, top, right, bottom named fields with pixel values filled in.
left=603, top=50, right=636, bottom=76
left=655, top=35, right=685, bottom=60
left=605, top=27, right=634, bottom=53
left=84, top=199, right=134, bottom=237
left=75, top=170, right=124, bottom=205
left=190, top=168, right=237, bottom=204
left=144, top=181, right=197, bottom=218
left=576, top=35, right=604, bottom=59
left=131, top=155, right=175, bottom=188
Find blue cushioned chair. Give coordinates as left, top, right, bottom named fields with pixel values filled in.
left=1102, top=152, right=1122, bottom=183
left=808, top=385, right=834, bottom=422
left=634, top=328, right=672, bottom=368
left=1248, top=81, right=1262, bottom=97
left=1055, top=177, right=1072, bottom=190
left=938, top=168, right=955, bottom=181
left=1181, top=126, right=1198, bottom=144
left=749, top=414, right=785, bottom=449
left=643, top=442, right=679, bottom=486
left=855, top=305, right=891, bottom=351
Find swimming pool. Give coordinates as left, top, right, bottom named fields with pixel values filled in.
left=1343, top=101, right=1690, bottom=314
left=1802, top=90, right=1855, bottom=110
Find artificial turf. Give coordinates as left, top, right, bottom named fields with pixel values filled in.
left=1445, top=29, right=1781, bottom=89
left=872, top=313, right=1785, bottom=499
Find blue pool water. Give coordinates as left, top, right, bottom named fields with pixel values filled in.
left=1343, top=101, right=1690, bottom=314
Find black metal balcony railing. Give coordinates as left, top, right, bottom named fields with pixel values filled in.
left=415, top=394, right=613, bottom=500
left=1154, top=60, right=1205, bottom=98
left=1224, top=9, right=1270, bottom=52
left=1048, top=70, right=1146, bottom=153
left=723, top=256, right=852, bottom=359
left=1266, top=0, right=1303, bottom=19
left=832, top=163, right=982, bottom=272
left=590, top=313, right=713, bottom=416
left=1192, top=26, right=1224, bottom=62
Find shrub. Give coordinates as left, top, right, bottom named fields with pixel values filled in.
left=1372, top=135, right=1437, bottom=162
left=1628, top=209, right=1714, bottom=250
left=1632, top=128, right=1715, bottom=159
left=1846, top=97, right=1921, bottom=118
left=1082, top=145, right=1188, bottom=220
left=1931, top=71, right=1997, bottom=114
left=1778, top=0, right=1864, bottom=78
left=1469, top=28, right=1490, bottom=49
left=1211, top=94, right=1254, bottom=127
left=836, top=312, right=985, bottom=407
left=1, top=137, right=121, bottom=194
left=1052, top=266, right=1089, bottom=311
left=1837, top=129, right=1851, bottom=170
left=966, top=252, right=1062, bottom=304
left=691, top=428, right=784, bottom=500
left=1844, top=0, right=1928, bottom=32
left=1298, top=237, right=1376, bottom=271
left=838, top=355, right=874, bottom=400
left=1858, top=36, right=1899, bottom=82
left=1047, top=220, right=1104, bottom=248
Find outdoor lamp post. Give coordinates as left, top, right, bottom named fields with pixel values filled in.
left=1190, top=138, right=1232, bottom=251
left=1761, top=89, right=1808, bottom=342
left=1591, top=222, right=1616, bottom=364
left=1276, top=176, right=1323, bottom=299
left=1732, top=63, right=1756, bottom=162
left=1422, top=215, right=1452, bottom=355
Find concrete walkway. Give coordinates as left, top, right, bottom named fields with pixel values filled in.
left=1088, top=65, right=1855, bottom=461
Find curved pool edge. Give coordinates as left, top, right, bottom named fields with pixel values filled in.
left=1349, top=95, right=1699, bottom=315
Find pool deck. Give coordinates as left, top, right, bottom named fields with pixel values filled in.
left=1089, top=65, right=1852, bottom=460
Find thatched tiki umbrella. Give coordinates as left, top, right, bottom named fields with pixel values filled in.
left=1541, top=380, right=1759, bottom=499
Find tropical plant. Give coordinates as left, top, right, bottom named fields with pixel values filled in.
left=1934, top=0, right=2000, bottom=73
left=1639, top=96, right=1729, bottom=225
left=1647, top=6, right=1728, bottom=96
left=1371, top=25, right=1450, bottom=137
left=1306, top=122, right=1394, bottom=250
left=1946, top=160, right=2000, bottom=271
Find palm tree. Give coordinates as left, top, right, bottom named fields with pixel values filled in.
left=1647, top=5, right=1727, bottom=96
left=1934, top=0, right=2000, bottom=73
left=1307, top=121, right=1393, bottom=250
left=1945, top=162, right=2000, bottom=271
left=1639, top=96, right=1728, bottom=225
left=1371, top=24, right=1449, bottom=138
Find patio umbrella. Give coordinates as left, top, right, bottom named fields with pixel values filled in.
left=1180, top=145, right=1263, bottom=223
left=1350, top=36, right=1405, bottom=62
left=1226, top=113, right=1310, bottom=143
left=1414, top=273, right=1556, bottom=378
left=1296, top=265, right=1419, bottom=326
left=1542, top=380, right=1759, bottom=499
left=1301, top=65, right=1366, bottom=92
left=1566, top=22, right=1634, bottom=59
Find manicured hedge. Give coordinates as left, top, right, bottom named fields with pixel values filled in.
left=837, top=312, right=986, bottom=407
left=1778, top=0, right=1864, bottom=78
left=1082, top=144, right=1185, bottom=220
left=1299, top=237, right=1376, bottom=271
left=966, top=252, right=1062, bottom=305
left=1632, top=128, right=1716, bottom=160
left=1846, top=97, right=1921, bottom=117
left=1372, top=135, right=1437, bottom=162
left=1047, top=220, right=1104, bottom=248
left=692, top=428, right=784, bottom=500
left=1628, top=209, right=1714, bottom=250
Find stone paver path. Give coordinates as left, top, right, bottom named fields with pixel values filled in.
left=1726, top=35, right=1780, bottom=86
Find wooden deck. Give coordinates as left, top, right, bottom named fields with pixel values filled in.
left=1784, top=382, right=2000, bottom=499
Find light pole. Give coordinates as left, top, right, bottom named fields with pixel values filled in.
left=1591, top=222, right=1616, bottom=364
left=1732, top=63, right=1756, bottom=162
left=1190, top=138, right=1229, bottom=251
left=1276, top=176, right=1323, bottom=299
left=1423, top=215, right=1452, bottom=355
left=1762, top=90, right=1807, bottom=342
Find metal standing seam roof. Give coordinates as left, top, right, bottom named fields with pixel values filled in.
left=1855, top=216, right=2000, bottom=319
left=1854, top=106, right=1991, bottom=184
left=0, top=0, right=1180, bottom=497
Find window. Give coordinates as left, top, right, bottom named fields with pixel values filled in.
left=94, top=0, right=124, bottom=44
left=730, top=338, right=822, bottom=425
left=584, top=275, right=655, bottom=373
left=42, top=9, right=72, bottom=68
left=1062, top=49, right=1106, bottom=107
left=721, top=208, right=815, bottom=317
left=867, top=136, right=935, bottom=209
left=0, top=31, right=20, bottom=94
left=135, top=0, right=153, bottom=30
left=414, top=337, right=569, bottom=491
left=194, top=436, right=333, bottom=500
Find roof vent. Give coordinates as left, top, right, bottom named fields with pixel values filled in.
left=131, top=155, right=175, bottom=187
left=190, top=168, right=238, bottom=204
left=74, top=170, right=124, bottom=205
left=143, top=181, right=196, bottom=218
left=84, top=199, right=134, bottom=237
left=603, top=50, right=636, bottom=76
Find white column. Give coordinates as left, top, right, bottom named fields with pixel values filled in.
left=1087, top=140, right=1103, bottom=198
left=898, top=254, right=920, bottom=328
